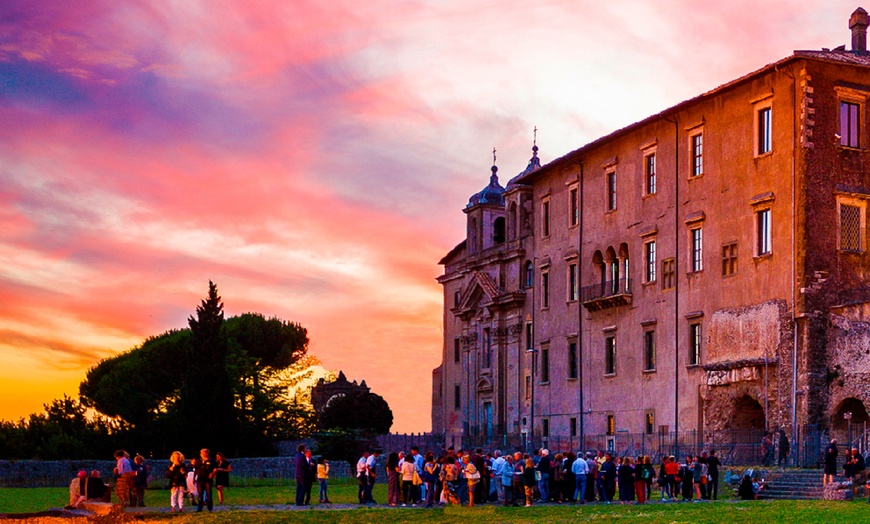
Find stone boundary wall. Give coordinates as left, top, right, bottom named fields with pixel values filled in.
left=0, top=457, right=356, bottom=488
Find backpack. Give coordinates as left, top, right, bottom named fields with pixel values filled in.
left=639, top=465, right=651, bottom=480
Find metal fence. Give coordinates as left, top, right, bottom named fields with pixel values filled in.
left=419, top=425, right=831, bottom=468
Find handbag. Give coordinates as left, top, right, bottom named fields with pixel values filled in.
left=413, top=471, right=423, bottom=486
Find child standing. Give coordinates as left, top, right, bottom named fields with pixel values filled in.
left=185, top=458, right=199, bottom=507
left=166, top=452, right=186, bottom=513
left=317, top=457, right=331, bottom=503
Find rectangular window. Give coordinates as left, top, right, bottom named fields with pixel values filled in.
left=541, top=271, right=550, bottom=308
left=541, top=346, right=550, bottom=383
left=606, top=414, right=615, bottom=436
left=757, top=209, right=771, bottom=255
left=542, top=418, right=550, bottom=438
left=662, top=258, right=675, bottom=290
left=840, top=203, right=864, bottom=252
left=606, top=171, right=617, bottom=211
left=645, top=411, right=655, bottom=435
left=542, top=200, right=551, bottom=237
left=454, top=385, right=461, bottom=410
left=525, top=322, right=534, bottom=351
left=691, top=228, right=703, bottom=272
left=643, top=330, right=656, bottom=372
left=454, top=338, right=460, bottom=363
left=568, top=263, right=578, bottom=301
left=758, top=107, right=772, bottom=155
left=645, top=153, right=657, bottom=194
left=841, top=101, right=860, bottom=148
left=722, top=241, right=738, bottom=276
left=691, top=133, right=703, bottom=176
left=645, top=240, right=656, bottom=283
left=604, top=336, right=616, bottom=375
left=570, top=417, right=577, bottom=437
left=568, top=341, right=578, bottom=379
left=569, top=187, right=579, bottom=226
left=525, top=375, right=531, bottom=400
left=689, top=323, right=702, bottom=366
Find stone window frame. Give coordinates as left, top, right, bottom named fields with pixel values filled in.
left=567, top=337, right=579, bottom=380
left=640, top=140, right=658, bottom=197
left=541, top=196, right=552, bottom=238
left=603, top=326, right=617, bottom=376
left=721, top=240, right=738, bottom=277
left=686, top=121, right=705, bottom=178
left=755, top=207, right=772, bottom=257
left=644, top=410, right=655, bottom=435
left=835, top=85, right=868, bottom=150
left=568, top=183, right=580, bottom=228
left=540, top=343, right=550, bottom=384
left=641, top=320, right=656, bottom=373
left=837, top=194, right=867, bottom=253
left=661, top=257, right=676, bottom=291
left=751, top=92, right=774, bottom=157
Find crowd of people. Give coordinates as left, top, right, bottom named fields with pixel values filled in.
left=162, top=448, right=232, bottom=513
left=331, top=445, right=726, bottom=508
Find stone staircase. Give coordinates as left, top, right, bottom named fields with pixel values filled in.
left=756, top=469, right=826, bottom=500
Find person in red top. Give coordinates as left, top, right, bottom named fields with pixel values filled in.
left=663, top=456, right=681, bottom=501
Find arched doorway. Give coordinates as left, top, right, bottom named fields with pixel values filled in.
left=731, top=395, right=766, bottom=430
left=832, top=397, right=869, bottom=432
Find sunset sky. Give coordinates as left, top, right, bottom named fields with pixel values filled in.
left=0, top=1, right=862, bottom=433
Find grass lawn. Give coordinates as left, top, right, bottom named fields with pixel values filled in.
left=3, top=481, right=868, bottom=523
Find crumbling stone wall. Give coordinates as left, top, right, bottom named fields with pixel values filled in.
left=702, top=299, right=794, bottom=435
left=826, top=308, right=870, bottom=426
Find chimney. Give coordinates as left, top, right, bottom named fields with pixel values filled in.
left=850, top=7, right=869, bottom=53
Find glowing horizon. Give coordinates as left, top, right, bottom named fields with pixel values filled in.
left=0, top=0, right=860, bottom=432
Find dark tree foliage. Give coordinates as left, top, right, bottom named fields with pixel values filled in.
left=75, top=281, right=312, bottom=457
left=313, top=428, right=370, bottom=471
left=0, top=396, right=118, bottom=460
left=318, top=389, right=393, bottom=436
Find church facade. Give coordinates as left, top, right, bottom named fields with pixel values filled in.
left=432, top=8, right=870, bottom=454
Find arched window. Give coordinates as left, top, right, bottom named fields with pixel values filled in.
left=493, top=217, right=506, bottom=244
left=524, top=261, right=534, bottom=288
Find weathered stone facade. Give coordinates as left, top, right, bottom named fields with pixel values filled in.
left=433, top=8, right=870, bottom=450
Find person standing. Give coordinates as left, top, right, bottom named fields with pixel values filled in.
left=599, top=453, right=616, bottom=503
left=422, top=452, right=438, bottom=507
left=491, top=450, right=506, bottom=502
left=214, top=452, right=232, bottom=505
left=317, top=457, right=330, bottom=503
left=536, top=449, right=552, bottom=503
left=113, top=450, right=135, bottom=507
left=401, top=451, right=418, bottom=505
left=132, top=455, right=149, bottom=507
left=366, top=449, right=380, bottom=504
left=412, top=447, right=426, bottom=504
left=571, top=450, right=589, bottom=503
left=295, top=444, right=309, bottom=507
left=356, top=450, right=370, bottom=504
left=166, top=451, right=186, bottom=513
left=195, top=448, right=216, bottom=513
left=761, top=432, right=774, bottom=466
left=386, top=452, right=400, bottom=506
left=823, top=438, right=838, bottom=486
left=522, top=457, right=536, bottom=507
left=303, top=449, right=316, bottom=505
left=707, top=450, right=721, bottom=500
left=777, top=429, right=790, bottom=467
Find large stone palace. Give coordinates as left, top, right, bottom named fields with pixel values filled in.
left=432, top=8, right=870, bottom=453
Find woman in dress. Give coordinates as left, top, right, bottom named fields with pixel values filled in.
left=823, top=438, right=838, bottom=486
left=386, top=452, right=400, bottom=506
left=462, top=454, right=480, bottom=507
left=522, top=457, right=537, bottom=507
left=214, top=452, right=232, bottom=505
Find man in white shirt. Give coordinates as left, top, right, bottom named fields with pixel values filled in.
left=490, top=450, right=506, bottom=501
left=357, top=451, right=370, bottom=504
left=365, top=450, right=380, bottom=503
left=571, top=452, right=590, bottom=503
